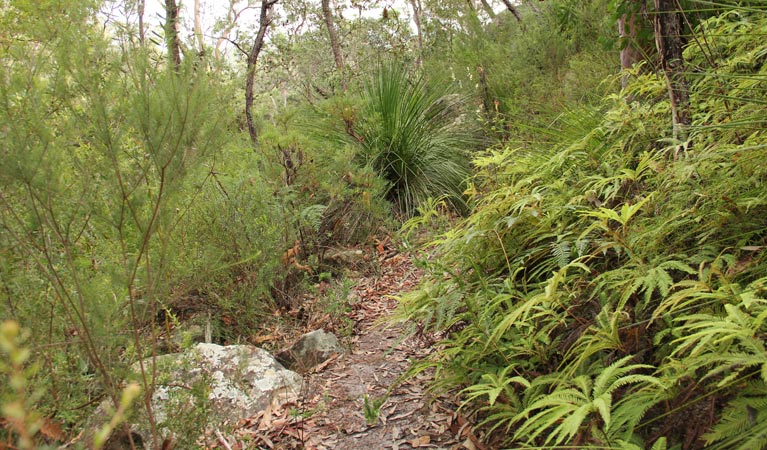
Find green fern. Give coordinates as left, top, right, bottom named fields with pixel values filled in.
left=551, top=236, right=573, bottom=269
left=704, top=380, right=767, bottom=450
left=460, top=367, right=529, bottom=408
left=671, top=286, right=767, bottom=384
left=561, top=306, right=631, bottom=375
left=299, top=204, right=327, bottom=233
left=513, top=356, right=661, bottom=446
left=618, top=259, right=697, bottom=312
left=394, top=7, right=767, bottom=448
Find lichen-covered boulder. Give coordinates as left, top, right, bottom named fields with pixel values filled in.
left=152, top=343, right=301, bottom=418
left=99, top=343, right=302, bottom=448
left=324, top=248, right=366, bottom=266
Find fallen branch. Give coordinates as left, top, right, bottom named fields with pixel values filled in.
left=215, top=429, right=233, bottom=450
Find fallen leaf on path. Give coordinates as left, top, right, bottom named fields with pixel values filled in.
left=462, top=438, right=477, bottom=450
left=251, top=334, right=276, bottom=344
left=389, top=409, right=417, bottom=421
left=449, top=413, right=488, bottom=450
left=409, top=435, right=431, bottom=447
left=310, top=353, right=340, bottom=373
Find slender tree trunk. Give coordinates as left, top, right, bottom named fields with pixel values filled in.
left=478, top=65, right=494, bottom=117
left=653, top=0, right=691, bottom=140
left=165, top=0, right=182, bottom=68
left=522, top=0, right=542, bottom=14
left=500, top=0, right=523, bottom=22
left=194, top=0, right=205, bottom=57
left=409, top=0, right=424, bottom=67
left=245, top=0, right=277, bottom=146
left=479, top=0, right=497, bottom=18
left=215, top=1, right=253, bottom=61
left=618, top=0, right=645, bottom=89
left=321, top=0, right=346, bottom=90
left=215, top=2, right=236, bottom=61
left=138, top=0, right=145, bottom=45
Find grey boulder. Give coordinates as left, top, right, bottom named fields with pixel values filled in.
left=97, top=343, right=302, bottom=449
left=279, top=329, right=345, bottom=371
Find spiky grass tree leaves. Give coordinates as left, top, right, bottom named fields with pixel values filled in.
left=354, top=63, right=478, bottom=217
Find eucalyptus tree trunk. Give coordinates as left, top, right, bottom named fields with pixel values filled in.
left=165, top=0, right=182, bottom=68
left=479, top=0, right=497, bottom=18
left=618, top=0, right=646, bottom=89
left=194, top=0, right=205, bottom=57
left=245, top=0, right=277, bottom=146
left=409, top=0, right=425, bottom=67
left=215, top=1, right=251, bottom=61
left=653, top=0, right=691, bottom=139
left=138, top=0, right=145, bottom=44
left=321, top=0, right=346, bottom=91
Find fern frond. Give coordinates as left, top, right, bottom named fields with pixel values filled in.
left=705, top=380, right=767, bottom=450
left=299, top=203, right=327, bottom=233
left=551, top=236, right=573, bottom=269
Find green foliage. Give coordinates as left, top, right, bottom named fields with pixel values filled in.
left=0, top=321, right=41, bottom=449
left=0, top=0, right=400, bottom=440
left=703, top=380, right=767, bottom=450
left=0, top=0, right=238, bottom=441
left=397, top=6, right=767, bottom=448
left=399, top=196, right=455, bottom=248
left=351, top=63, right=477, bottom=217
left=512, top=356, right=662, bottom=446
left=170, top=141, right=286, bottom=326
left=423, top=0, right=617, bottom=141
left=362, top=394, right=387, bottom=425
left=92, top=383, right=141, bottom=450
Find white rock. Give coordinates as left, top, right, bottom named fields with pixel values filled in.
left=108, top=343, right=302, bottom=448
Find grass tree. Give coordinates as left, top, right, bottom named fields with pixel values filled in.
left=354, top=63, right=477, bottom=217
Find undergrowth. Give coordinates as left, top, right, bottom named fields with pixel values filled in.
left=397, top=8, right=767, bottom=449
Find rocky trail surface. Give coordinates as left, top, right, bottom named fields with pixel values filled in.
left=223, top=253, right=488, bottom=450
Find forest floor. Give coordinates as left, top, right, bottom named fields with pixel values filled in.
left=226, top=252, right=489, bottom=450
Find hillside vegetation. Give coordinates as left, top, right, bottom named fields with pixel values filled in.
left=1, top=0, right=766, bottom=448
left=398, top=6, right=767, bottom=449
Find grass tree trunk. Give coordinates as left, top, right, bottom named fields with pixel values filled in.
left=653, top=0, right=691, bottom=140
left=245, top=0, right=277, bottom=146
left=165, top=0, right=182, bottom=68
left=321, top=0, right=346, bottom=91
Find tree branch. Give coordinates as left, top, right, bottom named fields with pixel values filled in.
left=500, top=0, right=523, bottom=22
left=245, top=0, right=278, bottom=146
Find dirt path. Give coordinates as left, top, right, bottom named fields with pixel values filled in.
left=230, top=253, right=484, bottom=450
